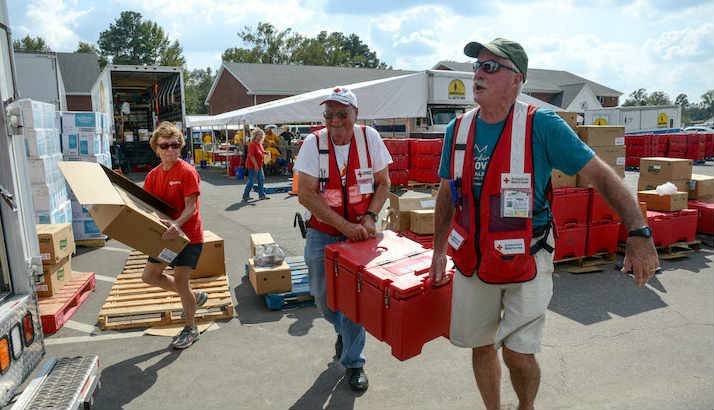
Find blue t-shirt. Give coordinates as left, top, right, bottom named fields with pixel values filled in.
left=438, top=108, right=595, bottom=227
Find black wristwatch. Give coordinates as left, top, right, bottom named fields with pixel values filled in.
left=628, top=226, right=652, bottom=239
left=365, top=211, right=378, bottom=223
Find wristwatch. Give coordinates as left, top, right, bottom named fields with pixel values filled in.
left=365, top=211, right=378, bottom=223
left=628, top=226, right=652, bottom=239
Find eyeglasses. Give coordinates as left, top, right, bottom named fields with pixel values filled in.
left=158, top=142, right=181, bottom=150
left=472, top=60, right=519, bottom=75
left=323, top=111, right=350, bottom=120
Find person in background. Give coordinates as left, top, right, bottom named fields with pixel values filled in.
left=294, top=87, right=392, bottom=392
left=242, top=127, right=270, bottom=202
left=142, top=121, right=208, bottom=350
left=430, top=38, right=660, bottom=410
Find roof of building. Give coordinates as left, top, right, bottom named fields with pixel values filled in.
left=432, top=60, right=622, bottom=98
left=207, top=62, right=415, bottom=103
left=56, top=52, right=101, bottom=94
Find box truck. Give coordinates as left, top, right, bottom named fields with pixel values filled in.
left=584, top=105, right=681, bottom=133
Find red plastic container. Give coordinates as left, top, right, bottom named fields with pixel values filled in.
left=360, top=251, right=454, bottom=360
left=228, top=154, right=243, bottom=176
left=554, top=224, right=588, bottom=261
left=688, top=200, right=714, bottom=234
left=646, top=211, right=674, bottom=247
left=552, top=188, right=591, bottom=228
left=669, top=209, right=698, bottom=242
left=390, top=154, right=409, bottom=170
left=389, top=170, right=409, bottom=186
left=409, top=168, right=440, bottom=183
left=586, top=222, right=620, bottom=255
left=409, top=138, right=443, bottom=155
left=324, top=231, right=426, bottom=317
left=412, top=154, right=441, bottom=169
left=383, top=139, right=409, bottom=156
left=626, top=156, right=640, bottom=167
left=589, top=189, right=620, bottom=224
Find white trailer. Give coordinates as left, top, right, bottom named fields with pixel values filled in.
left=13, top=52, right=67, bottom=111
left=584, top=105, right=681, bottom=133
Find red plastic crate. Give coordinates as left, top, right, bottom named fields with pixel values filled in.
left=411, top=154, right=441, bottom=169
left=324, top=231, right=426, bottom=316
left=409, top=168, right=440, bottom=183
left=589, top=189, right=620, bottom=224
left=361, top=251, right=454, bottom=360
left=555, top=224, right=588, bottom=261
left=645, top=211, right=674, bottom=247
left=669, top=209, right=698, bottom=242
left=383, top=139, right=409, bottom=156
left=389, top=154, right=409, bottom=170
left=409, top=138, right=443, bottom=155
left=688, top=200, right=714, bottom=234
left=389, top=170, right=409, bottom=186
left=586, top=222, right=620, bottom=255
left=626, top=156, right=640, bottom=167
left=552, top=188, right=591, bottom=228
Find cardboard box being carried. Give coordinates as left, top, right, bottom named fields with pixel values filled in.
left=36, top=223, right=75, bottom=265
left=409, top=209, right=435, bottom=235
left=551, top=170, right=577, bottom=188
left=58, top=162, right=189, bottom=264
left=639, top=157, right=693, bottom=181
left=576, top=126, right=625, bottom=147
left=688, top=174, right=714, bottom=202
left=250, top=233, right=275, bottom=257
left=37, top=256, right=72, bottom=297
left=248, top=258, right=292, bottom=295
left=192, top=230, right=226, bottom=278
left=387, top=190, right=436, bottom=232
left=637, top=190, right=688, bottom=212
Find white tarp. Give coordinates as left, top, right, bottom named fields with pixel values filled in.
left=190, top=70, right=563, bottom=127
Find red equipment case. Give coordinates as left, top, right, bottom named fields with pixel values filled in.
left=554, top=224, right=588, bottom=261
left=688, top=200, right=714, bottom=234
left=383, top=139, right=409, bottom=155
left=552, top=188, right=590, bottom=228
left=669, top=209, right=698, bottom=242
left=586, top=222, right=620, bottom=255
left=589, top=189, right=620, bottom=224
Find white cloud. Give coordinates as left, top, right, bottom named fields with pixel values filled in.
left=23, top=0, right=91, bottom=50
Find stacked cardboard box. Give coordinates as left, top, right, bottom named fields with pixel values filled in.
left=637, top=157, right=692, bottom=192
left=247, top=233, right=292, bottom=295
left=575, top=126, right=626, bottom=187
left=386, top=190, right=436, bottom=232
left=36, top=223, right=75, bottom=297
left=60, top=111, right=113, bottom=240
left=12, top=99, right=72, bottom=225
left=556, top=111, right=578, bottom=131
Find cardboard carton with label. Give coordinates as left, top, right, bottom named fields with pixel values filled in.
left=58, top=162, right=189, bottom=263
left=36, top=223, right=75, bottom=265
left=387, top=190, right=436, bottom=232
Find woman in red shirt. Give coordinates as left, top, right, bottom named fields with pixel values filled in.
left=242, top=128, right=270, bottom=202
left=142, top=122, right=206, bottom=349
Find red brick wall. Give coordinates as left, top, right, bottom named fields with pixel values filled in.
left=66, top=95, right=92, bottom=111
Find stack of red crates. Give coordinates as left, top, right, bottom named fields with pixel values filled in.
left=324, top=231, right=454, bottom=361
left=687, top=200, right=714, bottom=234
left=587, top=190, right=621, bottom=255
left=655, top=134, right=669, bottom=157
left=551, top=188, right=590, bottom=261
left=383, top=139, right=409, bottom=186
left=408, top=139, right=442, bottom=183
left=704, top=133, right=714, bottom=159
left=625, top=134, right=657, bottom=168
left=685, top=133, right=706, bottom=162
left=667, top=133, right=688, bottom=158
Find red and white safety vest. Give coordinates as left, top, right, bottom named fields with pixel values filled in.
left=449, top=101, right=540, bottom=283
left=307, top=125, right=373, bottom=236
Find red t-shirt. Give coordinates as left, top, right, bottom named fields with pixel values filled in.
left=144, top=159, right=203, bottom=244
left=247, top=141, right=266, bottom=170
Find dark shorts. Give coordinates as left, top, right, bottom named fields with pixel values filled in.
left=148, top=243, right=203, bottom=269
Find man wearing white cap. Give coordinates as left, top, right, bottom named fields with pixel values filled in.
left=294, top=87, right=392, bottom=392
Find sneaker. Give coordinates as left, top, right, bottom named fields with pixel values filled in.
left=242, top=197, right=251, bottom=203
left=194, top=291, right=208, bottom=307
left=346, top=367, right=369, bottom=392
left=171, top=326, right=199, bottom=349
left=259, top=196, right=270, bottom=200
left=334, top=335, right=343, bottom=360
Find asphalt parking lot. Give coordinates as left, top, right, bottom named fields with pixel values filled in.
left=41, top=165, right=714, bottom=410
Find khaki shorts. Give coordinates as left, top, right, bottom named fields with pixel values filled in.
left=449, top=232, right=555, bottom=354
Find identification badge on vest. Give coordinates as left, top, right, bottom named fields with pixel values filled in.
left=494, top=239, right=526, bottom=255
left=355, top=168, right=374, bottom=194
left=501, top=173, right=531, bottom=218
left=448, top=228, right=465, bottom=250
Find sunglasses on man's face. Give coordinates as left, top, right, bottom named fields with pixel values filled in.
left=472, top=60, right=519, bottom=75
left=323, top=111, right=350, bottom=120
left=158, top=142, right=181, bottom=150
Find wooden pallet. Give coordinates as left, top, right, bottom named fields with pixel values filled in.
left=38, top=272, right=96, bottom=334
left=75, top=238, right=107, bottom=248
left=98, top=251, right=234, bottom=330
left=555, top=252, right=616, bottom=273
left=263, top=256, right=314, bottom=311
left=617, top=240, right=701, bottom=260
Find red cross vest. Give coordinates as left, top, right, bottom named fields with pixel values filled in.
left=448, top=101, right=539, bottom=283
left=307, top=125, right=373, bottom=236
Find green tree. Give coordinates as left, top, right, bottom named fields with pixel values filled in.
left=622, top=88, right=648, bottom=106
left=13, top=35, right=50, bottom=52
left=223, top=22, right=388, bottom=68
left=646, top=91, right=671, bottom=106
left=98, top=11, right=185, bottom=66
left=674, top=93, right=689, bottom=108
left=184, top=67, right=215, bottom=114
left=76, top=41, right=108, bottom=68
left=701, top=89, right=714, bottom=116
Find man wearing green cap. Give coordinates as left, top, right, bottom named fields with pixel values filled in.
left=430, top=38, right=659, bottom=410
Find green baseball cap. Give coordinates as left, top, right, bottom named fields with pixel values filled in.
left=464, top=38, right=528, bottom=82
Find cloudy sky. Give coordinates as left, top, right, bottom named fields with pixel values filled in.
left=8, top=0, right=714, bottom=102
